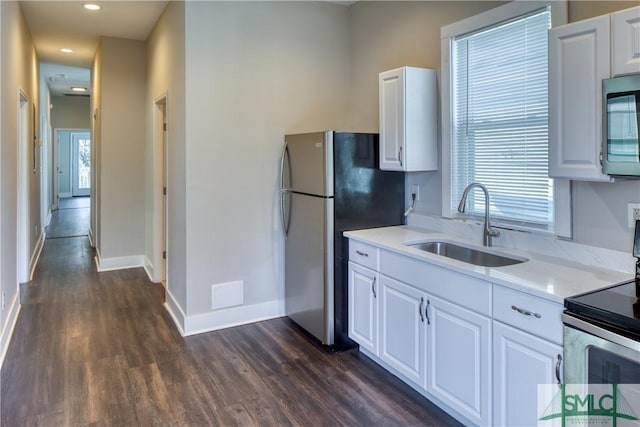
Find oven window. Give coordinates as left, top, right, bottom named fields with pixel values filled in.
left=588, top=346, right=640, bottom=384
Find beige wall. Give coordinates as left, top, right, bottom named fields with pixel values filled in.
left=146, top=1, right=187, bottom=310
left=568, top=1, right=638, bottom=22
left=184, top=1, right=351, bottom=318
left=0, top=0, right=40, bottom=348
left=350, top=0, right=639, bottom=252
left=95, top=37, right=146, bottom=259
left=50, top=95, right=90, bottom=130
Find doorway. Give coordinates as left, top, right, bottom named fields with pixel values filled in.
left=153, top=95, right=167, bottom=285
left=53, top=129, right=90, bottom=208
left=17, top=91, right=30, bottom=284
left=71, top=132, right=91, bottom=197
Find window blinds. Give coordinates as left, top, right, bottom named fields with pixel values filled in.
left=451, top=8, right=553, bottom=229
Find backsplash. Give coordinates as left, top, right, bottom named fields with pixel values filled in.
left=407, top=213, right=636, bottom=275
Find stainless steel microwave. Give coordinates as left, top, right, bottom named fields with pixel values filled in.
left=602, top=74, right=640, bottom=177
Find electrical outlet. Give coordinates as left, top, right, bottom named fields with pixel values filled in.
left=411, top=185, right=420, bottom=201
left=628, top=203, right=640, bottom=228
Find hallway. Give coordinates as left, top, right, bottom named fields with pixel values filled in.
left=0, top=210, right=458, bottom=426
left=45, top=197, right=90, bottom=239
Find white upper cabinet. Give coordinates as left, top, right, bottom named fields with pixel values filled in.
left=379, top=66, right=438, bottom=172
left=612, top=6, right=640, bottom=76
left=549, top=15, right=613, bottom=181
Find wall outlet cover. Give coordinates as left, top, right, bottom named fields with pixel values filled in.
left=628, top=203, right=640, bottom=228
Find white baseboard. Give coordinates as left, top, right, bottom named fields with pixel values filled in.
left=0, top=292, right=21, bottom=369
left=94, top=249, right=146, bottom=272
left=163, top=290, right=284, bottom=338
left=183, top=300, right=285, bottom=336
left=29, top=232, right=45, bottom=281
left=143, top=256, right=156, bottom=283
left=164, top=289, right=186, bottom=335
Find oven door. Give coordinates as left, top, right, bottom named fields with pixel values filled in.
left=563, top=314, right=640, bottom=384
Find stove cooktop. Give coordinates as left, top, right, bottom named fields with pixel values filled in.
left=564, top=279, right=640, bottom=341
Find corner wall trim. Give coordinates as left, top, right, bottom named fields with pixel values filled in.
left=143, top=256, right=155, bottom=283
left=183, top=300, right=285, bottom=337
left=29, top=232, right=45, bottom=281
left=164, top=289, right=185, bottom=335
left=88, top=227, right=95, bottom=248
left=94, top=251, right=146, bottom=272
left=0, top=292, right=22, bottom=369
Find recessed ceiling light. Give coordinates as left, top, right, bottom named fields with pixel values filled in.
left=70, top=87, right=87, bottom=92
left=83, top=4, right=101, bottom=10
left=60, top=48, right=73, bottom=53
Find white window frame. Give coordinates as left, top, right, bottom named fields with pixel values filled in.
left=441, top=0, right=572, bottom=238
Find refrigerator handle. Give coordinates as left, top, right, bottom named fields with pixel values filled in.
left=280, top=142, right=291, bottom=236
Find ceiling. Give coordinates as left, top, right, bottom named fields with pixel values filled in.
left=20, top=0, right=169, bottom=96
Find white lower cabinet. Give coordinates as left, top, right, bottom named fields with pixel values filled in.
left=493, top=321, right=563, bottom=427
left=347, top=240, right=562, bottom=426
left=348, top=262, right=379, bottom=355
left=379, top=275, right=425, bottom=386
left=426, top=295, right=492, bottom=426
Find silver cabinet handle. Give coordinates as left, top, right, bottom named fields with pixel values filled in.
left=425, top=299, right=431, bottom=325
left=398, top=146, right=403, bottom=168
left=356, top=250, right=369, bottom=257
left=371, top=276, right=377, bottom=299
left=511, top=305, right=541, bottom=318
left=419, top=297, right=424, bottom=323
left=555, top=354, right=562, bottom=386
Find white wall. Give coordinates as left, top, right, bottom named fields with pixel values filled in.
left=183, top=1, right=350, bottom=325
left=350, top=0, right=640, bottom=253
left=146, top=1, right=187, bottom=311
left=38, top=69, right=52, bottom=228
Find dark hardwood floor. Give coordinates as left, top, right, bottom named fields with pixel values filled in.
left=45, top=197, right=90, bottom=239
left=1, top=210, right=460, bottom=426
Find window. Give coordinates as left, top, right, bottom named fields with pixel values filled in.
left=441, top=2, right=569, bottom=236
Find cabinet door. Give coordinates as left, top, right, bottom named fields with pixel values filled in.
left=379, top=68, right=405, bottom=171
left=425, top=295, right=491, bottom=426
left=493, top=321, right=563, bottom=427
left=348, top=262, right=378, bottom=355
left=612, top=6, right=640, bottom=76
left=549, top=16, right=613, bottom=181
left=379, top=275, right=425, bottom=386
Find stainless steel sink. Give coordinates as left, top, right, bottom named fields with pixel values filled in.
left=406, top=241, right=527, bottom=267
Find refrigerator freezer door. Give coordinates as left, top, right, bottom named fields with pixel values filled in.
left=285, top=192, right=334, bottom=345
left=284, top=131, right=334, bottom=197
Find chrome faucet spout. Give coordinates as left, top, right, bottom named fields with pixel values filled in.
left=457, top=183, right=500, bottom=247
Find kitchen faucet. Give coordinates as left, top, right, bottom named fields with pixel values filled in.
left=457, top=183, right=500, bottom=247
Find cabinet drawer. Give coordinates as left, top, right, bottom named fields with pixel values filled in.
left=493, top=285, right=563, bottom=345
left=349, top=240, right=379, bottom=270
left=379, top=250, right=491, bottom=317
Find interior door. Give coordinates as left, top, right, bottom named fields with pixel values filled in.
left=71, top=132, right=91, bottom=197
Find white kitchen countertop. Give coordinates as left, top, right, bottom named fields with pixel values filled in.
left=344, top=225, right=633, bottom=304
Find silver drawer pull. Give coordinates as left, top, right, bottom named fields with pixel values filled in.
left=511, top=305, right=541, bottom=318
left=356, top=250, right=369, bottom=257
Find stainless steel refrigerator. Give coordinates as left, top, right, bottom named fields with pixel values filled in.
left=280, top=131, right=405, bottom=349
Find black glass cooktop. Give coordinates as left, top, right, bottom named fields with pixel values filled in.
left=565, top=279, right=640, bottom=341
